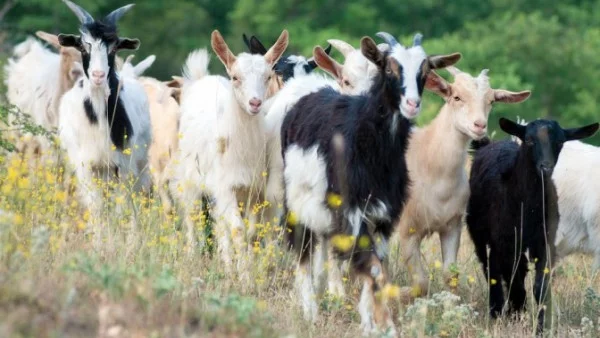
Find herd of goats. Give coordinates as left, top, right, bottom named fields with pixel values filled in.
left=4, top=1, right=600, bottom=335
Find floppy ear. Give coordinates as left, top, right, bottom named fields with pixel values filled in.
left=313, top=46, right=343, bottom=80
left=360, top=36, right=385, bottom=69
left=564, top=123, right=600, bottom=141
left=116, top=38, right=140, bottom=51
left=425, top=71, right=450, bottom=97
left=494, top=90, right=531, bottom=104
left=58, top=34, right=82, bottom=49
left=428, top=53, right=462, bottom=69
left=264, top=30, right=289, bottom=65
left=499, top=117, right=526, bottom=139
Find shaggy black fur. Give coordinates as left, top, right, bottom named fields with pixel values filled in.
left=281, top=38, right=412, bottom=272
left=467, top=118, right=598, bottom=332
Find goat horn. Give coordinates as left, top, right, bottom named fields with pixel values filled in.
left=479, top=69, right=490, bottom=78
left=375, top=32, right=399, bottom=47
left=327, top=39, right=355, bottom=58
left=63, top=0, right=94, bottom=25
left=412, top=33, right=423, bottom=47
left=104, top=4, right=135, bottom=25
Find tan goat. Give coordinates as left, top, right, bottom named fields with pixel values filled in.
left=395, top=67, right=530, bottom=301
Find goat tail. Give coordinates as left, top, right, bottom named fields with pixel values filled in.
left=12, top=36, right=38, bottom=60
left=133, top=55, right=156, bottom=77
left=183, top=49, right=210, bottom=81
left=470, top=137, right=491, bottom=152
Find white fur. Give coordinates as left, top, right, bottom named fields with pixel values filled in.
left=171, top=49, right=270, bottom=269
left=283, top=145, right=332, bottom=235
left=553, top=141, right=600, bottom=270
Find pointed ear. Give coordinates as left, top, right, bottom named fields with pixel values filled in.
left=116, top=38, right=140, bottom=51
left=425, top=71, right=451, bottom=97
left=36, top=31, right=61, bottom=50
left=499, top=117, right=526, bottom=139
left=313, top=46, right=343, bottom=80
left=211, top=30, right=237, bottom=70
left=249, top=36, right=267, bottom=55
left=58, top=34, right=82, bottom=49
left=564, top=123, right=599, bottom=141
left=494, top=90, right=531, bottom=104
left=428, top=53, right=461, bottom=69
left=360, top=36, right=385, bottom=69
left=264, top=30, right=289, bottom=65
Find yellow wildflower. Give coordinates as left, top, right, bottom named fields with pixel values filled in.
left=358, top=235, right=370, bottom=249
left=434, top=260, right=442, bottom=269
left=544, top=267, right=550, bottom=274
left=287, top=211, right=298, bottom=226
left=123, top=148, right=132, bottom=155
left=326, top=193, right=343, bottom=208
left=331, top=234, right=354, bottom=252
left=490, top=278, right=497, bottom=285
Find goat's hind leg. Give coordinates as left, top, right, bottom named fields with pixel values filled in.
left=287, top=219, right=319, bottom=322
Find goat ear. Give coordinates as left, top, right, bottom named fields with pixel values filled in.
left=425, top=71, right=450, bottom=97
left=563, top=123, right=600, bottom=141
left=494, top=90, right=531, bottom=104
left=360, top=36, right=385, bottom=69
left=211, top=30, right=237, bottom=70
left=499, top=117, right=526, bottom=139
left=58, top=34, right=82, bottom=49
left=169, top=87, right=182, bottom=104
left=264, top=30, right=289, bottom=65
left=313, top=46, right=343, bottom=80
left=36, top=31, right=61, bottom=50
left=249, top=36, right=268, bottom=55
left=116, top=38, right=140, bottom=51
left=165, top=76, right=184, bottom=89
left=428, top=53, right=462, bottom=70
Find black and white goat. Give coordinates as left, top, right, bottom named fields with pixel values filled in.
left=467, top=118, right=598, bottom=331
left=243, top=33, right=331, bottom=86
left=280, top=32, right=460, bottom=334
left=57, top=0, right=151, bottom=216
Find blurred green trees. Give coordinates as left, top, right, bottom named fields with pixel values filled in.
left=2, top=0, right=599, bottom=142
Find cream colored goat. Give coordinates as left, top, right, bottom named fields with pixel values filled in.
left=395, top=67, right=530, bottom=301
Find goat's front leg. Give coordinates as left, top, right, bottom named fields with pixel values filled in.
left=530, top=244, right=553, bottom=334
left=440, top=218, right=462, bottom=289
left=399, top=229, right=428, bottom=302
left=213, top=188, right=248, bottom=278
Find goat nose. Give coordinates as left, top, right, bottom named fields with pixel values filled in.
left=474, top=120, right=487, bottom=130
left=406, top=99, right=420, bottom=108
left=249, top=98, right=262, bottom=109
left=92, top=70, right=105, bottom=78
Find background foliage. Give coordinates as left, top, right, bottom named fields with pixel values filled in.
left=1, top=0, right=599, bottom=143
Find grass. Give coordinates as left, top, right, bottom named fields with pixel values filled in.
left=0, top=125, right=598, bottom=337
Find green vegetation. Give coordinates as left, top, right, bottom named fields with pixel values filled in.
left=2, top=0, right=599, bottom=142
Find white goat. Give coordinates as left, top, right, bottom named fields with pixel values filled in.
left=171, top=30, right=288, bottom=274
left=552, top=142, right=600, bottom=270
left=4, top=32, right=83, bottom=157
left=57, top=1, right=151, bottom=217
left=395, top=66, right=531, bottom=301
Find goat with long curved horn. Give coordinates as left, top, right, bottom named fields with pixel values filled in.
left=63, top=0, right=94, bottom=25
left=376, top=32, right=399, bottom=47
left=104, top=4, right=135, bottom=25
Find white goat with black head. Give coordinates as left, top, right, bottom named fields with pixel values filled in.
left=57, top=0, right=151, bottom=216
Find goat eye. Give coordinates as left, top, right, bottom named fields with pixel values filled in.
left=232, top=76, right=239, bottom=81
left=453, top=96, right=461, bottom=102
left=343, top=80, right=351, bottom=87
left=386, top=68, right=392, bottom=74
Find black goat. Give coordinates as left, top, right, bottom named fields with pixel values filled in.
left=467, top=117, right=598, bottom=332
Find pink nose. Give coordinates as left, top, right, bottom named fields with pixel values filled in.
left=249, top=98, right=262, bottom=110
left=406, top=99, right=420, bottom=108
left=474, top=120, right=487, bottom=130
left=92, top=70, right=105, bottom=79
